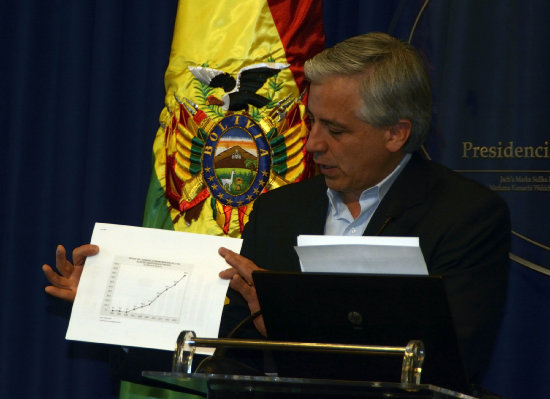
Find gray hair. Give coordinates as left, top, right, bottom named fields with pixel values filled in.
left=304, top=32, right=432, bottom=152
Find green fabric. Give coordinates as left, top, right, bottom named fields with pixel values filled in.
left=142, top=162, right=175, bottom=230
left=119, top=381, right=204, bottom=399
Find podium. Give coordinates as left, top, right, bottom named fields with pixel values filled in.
left=142, top=331, right=478, bottom=399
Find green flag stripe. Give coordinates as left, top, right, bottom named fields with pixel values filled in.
left=272, top=143, right=287, bottom=156
left=272, top=164, right=288, bottom=175
left=266, top=127, right=277, bottom=140
left=142, top=156, right=175, bottom=230
left=269, top=134, right=285, bottom=147
left=189, top=163, right=202, bottom=175
left=272, top=153, right=288, bottom=165
left=191, top=136, right=204, bottom=147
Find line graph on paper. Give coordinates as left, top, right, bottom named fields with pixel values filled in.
left=100, top=256, right=192, bottom=323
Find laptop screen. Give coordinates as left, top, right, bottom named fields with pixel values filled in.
left=253, top=271, right=468, bottom=392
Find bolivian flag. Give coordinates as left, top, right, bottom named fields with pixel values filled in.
left=143, top=0, right=325, bottom=237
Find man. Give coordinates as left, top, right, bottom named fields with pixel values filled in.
left=216, top=32, right=510, bottom=384
left=44, top=32, right=509, bottom=388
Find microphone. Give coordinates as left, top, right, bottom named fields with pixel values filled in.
left=194, top=310, right=264, bottom=375
left=375, top=200, right=404, bottom=236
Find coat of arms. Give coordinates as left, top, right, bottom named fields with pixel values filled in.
left=158, top=59, right=313, bottom=236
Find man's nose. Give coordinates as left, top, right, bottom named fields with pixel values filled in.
left=305, top=123, right=326, bottom=153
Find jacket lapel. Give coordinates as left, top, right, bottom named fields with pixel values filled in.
left=364, top=153, right=432, bottom=236
left=297, top=176, right=329, bottom=235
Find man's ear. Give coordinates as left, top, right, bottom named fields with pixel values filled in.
left=385, top=119, right=412, bottom=153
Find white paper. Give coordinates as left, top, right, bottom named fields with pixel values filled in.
left=295, top=235, right=428, bottom=275
left=66, top=223, right=242, bottom=354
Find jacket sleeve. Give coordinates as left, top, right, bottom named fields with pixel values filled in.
left=428, top=192, right=511, bottom=383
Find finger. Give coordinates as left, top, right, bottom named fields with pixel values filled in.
left=229, top=275, right=262, bottom=316
left=219, top=247, right=256, bottom=269
left=253, top=315, right=267, bottom=337
left=229, top=274, right=256, bottom=298
left=218, top=247, right=259, bottom=282
left=42, top=264, right=73, bottom=289
left=55, top=245, right=73, bottom=277
left=73, top=244, right=99, bottom=266
left=219, top=267, right=239, bottom=280
left=228, top=274, right=265, bottom=335
left=44, top=285, right=76, bottom=302
left=218, top=247, right=239, bottom=265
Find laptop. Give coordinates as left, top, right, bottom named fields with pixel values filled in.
left=252, top=271, right=469, bottom=392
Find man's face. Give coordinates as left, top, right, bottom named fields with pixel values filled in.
left=305, top=75, right=403, bottom=203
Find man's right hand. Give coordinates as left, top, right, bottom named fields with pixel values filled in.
left=42, top=244, right=99, bottom=302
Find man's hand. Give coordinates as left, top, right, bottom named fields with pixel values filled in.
left=218, top=247, right=267, bottom=337
left=42, top=244, right=99, bottom=302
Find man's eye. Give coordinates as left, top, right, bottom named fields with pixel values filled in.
left=329, top=129, right=344, bottom=135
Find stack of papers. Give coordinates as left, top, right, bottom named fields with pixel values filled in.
left=296, top=235, right=428, bottom=275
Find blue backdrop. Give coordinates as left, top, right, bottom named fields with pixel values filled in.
left=1, top=1, right=548, bottom=398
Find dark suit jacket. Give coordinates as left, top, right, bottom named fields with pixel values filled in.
left=220, top=152, right=510, bottom=383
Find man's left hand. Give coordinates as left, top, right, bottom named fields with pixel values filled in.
left=218, top=247, right=266, bottom=337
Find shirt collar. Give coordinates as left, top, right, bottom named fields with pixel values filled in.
left=326, top=153, right=412, bottom=218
